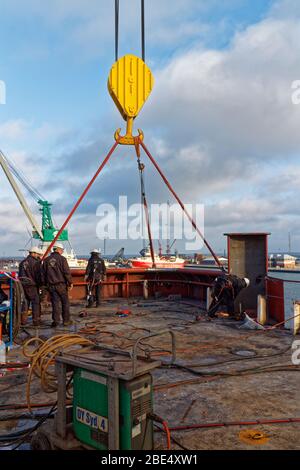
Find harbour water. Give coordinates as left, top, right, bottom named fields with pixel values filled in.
left=269, top=270, right=300, bottom=282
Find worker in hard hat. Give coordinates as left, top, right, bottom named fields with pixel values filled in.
left=208, top=274, right=250, bottom=319
left=35, top=248, right=48, bottom=302
left=85, top=249, right=107, bottom=308
left=36, top=248, right=44, bottom=260
left=43, top=242, right=73, bottom=327
left=18, top=246, right=43, bottom=326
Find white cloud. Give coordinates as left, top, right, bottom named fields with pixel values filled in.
left=0, top=120, right=29, bottom=140
left=134, top=14, right=300, bottom=204
left=270, top=0, right=300, bottom=18
left=2, top=0, right=300, bottom=253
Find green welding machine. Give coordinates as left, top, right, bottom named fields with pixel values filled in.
left=73, top=368, right=153, bottom=450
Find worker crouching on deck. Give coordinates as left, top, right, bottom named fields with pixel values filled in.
left=85, top=249, right=106, bottom=308
left=208, top=274, right=250, bottom=319
left=18, top=247, right=43, bottom=326
left=43, top=243, right=73, bottom=327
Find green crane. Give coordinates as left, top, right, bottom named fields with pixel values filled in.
left=33, top=200, right=68, bottom=242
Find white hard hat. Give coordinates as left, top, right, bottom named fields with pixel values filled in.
left=37, top=248, right=44, bottom=256
left=29, top=246, right=40, bottom=254
left=53, top=242, right=64, bottom=251
left=244, top=278, right=250, bottom=287
left=91, top=248, right=101, bottom=254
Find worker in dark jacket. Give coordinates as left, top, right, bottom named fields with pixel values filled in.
left=18, top=246, right=42, bottom=326
left=43, top=243, right=73, bottom=327
left=85, top=249, right=106, bottom=308
left=208, top=273, right=250, bottom=319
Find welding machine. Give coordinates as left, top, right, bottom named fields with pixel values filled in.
left=30, top=331, right=176, bottom=451
left=73, top=369, right=153, bottom=450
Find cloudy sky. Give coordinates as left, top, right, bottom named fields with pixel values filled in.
left=0, top=0, right=300, bottom=256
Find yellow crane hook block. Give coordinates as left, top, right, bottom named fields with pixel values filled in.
left=108, top=54, right=154, bottom=145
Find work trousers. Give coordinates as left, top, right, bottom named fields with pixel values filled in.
left=49, top=283, right=70, bottom=323
left=23, top=285, right=41, bottom=323
left=87, top=282, right=102, bottom=306
left=208, top=290, right=235, bottom=317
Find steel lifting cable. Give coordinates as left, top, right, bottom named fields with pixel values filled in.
left=137, top=157, right=147, bottom=245
left=42, top=141, right=119, bottom=259
left=115, top=0, right=119, bottom=61
left=140, top=141, right=223, bottom=269
left=0, top=150, right=44, bottom=202
left=136, top=155, right=156, bottom=266
left=115, top=0, right=146, bottom=62
left=138, top=159, right=146, bottom=249
left=141, top=0, right=145, bottom=61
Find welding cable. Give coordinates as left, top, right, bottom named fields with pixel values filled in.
left=10, top=404, right=58, bottom=450
left=0, top=426, right=39, bottom=443
left=154, top=376, right=230, bottom=392
left=162, top=344, right=292, bottom=370
left=22, top=336, right=44, bottom=358
left=155, top=365, right=300, bottom=392
left=0, top=375, right=29, bottom=393
left=96, top=329, right=147, bottom=350
left=162, top=421, right=171, bottom=450
left=153, top=424, right=189, bottom=451
left=14, top=392, right=72, bottom=450
left=148, top=343, right=230, bottom=357
left=0, top=406, right=56, bottom=448
left=155, top=417, right=300, bottom=434
left=11, top=374, right=74, bottom=450
left=0, top=361, right=30, bottom=369
left=0, top=402, right=56, bottom=411
left=78, top=325, right=99, bottom=335
left=148, top=413, right=171, bottom=450
left=161, top=362, right=300, bottom=379
left=0, top=411, right=55, bottom=422
left=154, top=366, right=300, bottom=392
left=24, top=334, right=93, bottom=411
left=35, top=336, right=92, bottom=389
left=2, top=272, right=24, bottom=338
left=267, top=311, right=300, bottom=330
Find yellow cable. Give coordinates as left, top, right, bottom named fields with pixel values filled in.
left=23, top=334, right=94, bottom=412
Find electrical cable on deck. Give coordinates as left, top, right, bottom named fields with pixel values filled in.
left=1, top=272, right=24, bottom=339
left=23, top=334, right=94, bottom=412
